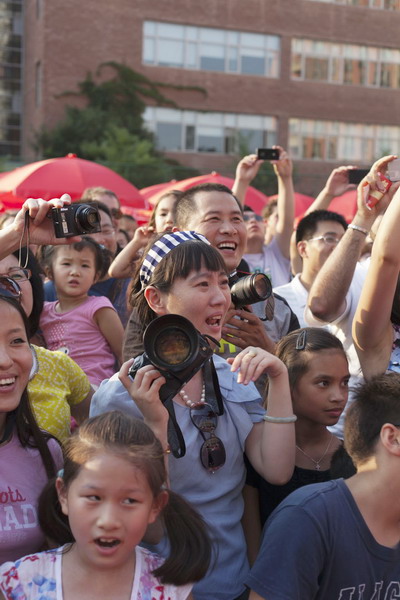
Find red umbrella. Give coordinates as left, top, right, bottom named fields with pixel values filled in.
left=146, top=172, right=270, bottom=213
left=141, top=181, right=177, bottom=201
left=268, top=193, right=314, bottom=220
left=0, top=154, right=149, bottom=211
left=329, top=190, right=357, bottom=223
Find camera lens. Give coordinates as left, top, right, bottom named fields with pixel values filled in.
left=230, top=273, right=272, bottom=308
left=155, top=328, right=191, bottom=366
left=74, top=205, right=101, bottom=233
left=253, top=273, right=271, bottom=299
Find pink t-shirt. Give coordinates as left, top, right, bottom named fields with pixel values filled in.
left=40, top=296, right=118, bottom=386
left=0, top=431, right=63, bottom=564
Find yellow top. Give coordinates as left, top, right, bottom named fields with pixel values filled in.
left=28, top=345, right=91, bottom=443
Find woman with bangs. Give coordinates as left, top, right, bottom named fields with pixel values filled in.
left=91, top=230, right=296, bottom=600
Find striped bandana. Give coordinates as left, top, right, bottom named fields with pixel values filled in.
left=140, top=230, right=210, bottom=288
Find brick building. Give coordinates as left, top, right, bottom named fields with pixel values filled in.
left=2, top=0, right=400, bottom=195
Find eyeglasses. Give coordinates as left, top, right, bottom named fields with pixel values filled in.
left=190, top=403, right=226, bottom=473
left=307, top=235, right=341, bottom=246
left=0, top=268, right=31, bottom=283
left=99, top=227, right=116, bottom=237
left=243, top=214, right=263, bottom=222
left=110, top=208, right=123, bottom=220
left=0, top=277, right=22, bottom=302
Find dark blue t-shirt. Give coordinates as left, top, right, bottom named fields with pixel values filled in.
left=246, top=479, right=400, bottom=599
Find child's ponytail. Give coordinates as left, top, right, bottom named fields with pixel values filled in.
left=38, top=478, right=74, bottom=546
left=154, top=489, right=213, bottom=585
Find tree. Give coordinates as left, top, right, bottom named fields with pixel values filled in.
left=34, top=62, right=202, bottom=187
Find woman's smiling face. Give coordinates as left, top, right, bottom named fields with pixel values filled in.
left=153, top=266, right=231, bottom=340
left=0, top=300, right=32, bottom=436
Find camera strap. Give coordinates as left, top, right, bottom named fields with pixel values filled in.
left=204, top=358, right=224, bottom=416
left=160, top=358, right=224, bottom=459
left=163, top=396, right=187, bottom=459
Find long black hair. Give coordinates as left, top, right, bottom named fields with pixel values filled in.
left=0, top=295, right=57, bottom=478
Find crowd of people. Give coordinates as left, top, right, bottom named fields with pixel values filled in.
left=0, top=151, right=400, bottom=599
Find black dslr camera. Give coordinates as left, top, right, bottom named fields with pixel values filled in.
left=128, top=314, right=214, bottom=404
left=51, top=204, right=101, bottom=238
left=230, top=272, right=272, bottom=308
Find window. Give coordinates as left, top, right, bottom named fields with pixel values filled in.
left=144, top=107, right=277, bottom=154
left=292, top=38, right=400, bottom=88
left=143, top=21, right=280, bottom=78
left=289, top=119, right=400, bottom=161
left=306, top=0, right=400, bottom=8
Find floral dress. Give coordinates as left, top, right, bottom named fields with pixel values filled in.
left=0, top=546, right=192, bottom=600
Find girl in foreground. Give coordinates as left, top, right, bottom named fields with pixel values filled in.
left=91, top=231, right=296, bottom=600
left=0, top=411, right=210, bottom=600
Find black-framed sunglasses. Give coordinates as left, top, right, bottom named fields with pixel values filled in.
left=190, top=403, right=226, bottom=473
left=0, top=277, right=22, bottom=302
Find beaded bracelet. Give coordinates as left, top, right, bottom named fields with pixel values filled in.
left=263, top=414, right=297, bottom=423
left=348, top=224, right=369, bottom=236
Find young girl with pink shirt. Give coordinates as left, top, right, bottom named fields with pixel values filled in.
left=39, top=239, right=123, bottom=386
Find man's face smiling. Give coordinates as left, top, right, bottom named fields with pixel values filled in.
left=185, top=191, right=247, bottom=273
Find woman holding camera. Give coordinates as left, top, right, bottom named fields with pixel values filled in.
left=90, top=230, right=295, bottom=600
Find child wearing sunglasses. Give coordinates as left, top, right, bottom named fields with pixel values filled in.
left=90, top=230, right=296, bottom=600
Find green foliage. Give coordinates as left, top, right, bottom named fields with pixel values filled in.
left=33, top=62, right=202, bottom=187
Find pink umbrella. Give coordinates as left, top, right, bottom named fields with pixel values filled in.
left=146, top=171, right=270, bottom=214
left=0, top=154, right=149, bottom=211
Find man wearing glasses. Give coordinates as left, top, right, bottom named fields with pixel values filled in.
left=274, top=209, right=348, bottom=328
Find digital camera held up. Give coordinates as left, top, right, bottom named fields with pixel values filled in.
left=50, top=204, right=101, bottom=238
left=230, top=272, right=272, bottom=309
left=128, top=314, right=215, bottom=404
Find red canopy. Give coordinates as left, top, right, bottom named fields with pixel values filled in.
left=140, top=181, right=177, bottom=201
left=329, top=190, right=357, bottom=223
left=146, top=172, right=270, bottom=214
left=0, top=154, right=148, bottom=211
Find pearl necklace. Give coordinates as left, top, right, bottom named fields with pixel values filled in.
left=296, top=434, right=334, bottom=471
left=179, top=383, right=206, bottom=408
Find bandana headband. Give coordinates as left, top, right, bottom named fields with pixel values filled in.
left=140, top=230, right=210, bottom=288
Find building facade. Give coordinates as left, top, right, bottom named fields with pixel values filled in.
left=10, top=0, right=400, bottom=194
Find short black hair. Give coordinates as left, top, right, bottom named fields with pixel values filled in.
left=296, top=210, right=347, bottom=244
left=174, top=183, right=243, bottom=230
left=345, top=372, right=400, bottom=466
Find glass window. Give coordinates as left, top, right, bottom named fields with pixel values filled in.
left=142, top=21, right=280, bottom=78
left=157, top=39, right=184, bottom=67
left=240, top=48, right=265, bottom=75
left=158, top=23, right=183, bottom=39
left=156, top=123, right=182, bottom=151
left=199, top=43, right=225, bottom=71
left=305, top=57, right=329, bottom=80
left=197, top=127, right=224, bottom=152
left=143, top=108, right=277, bottom=155
left=289, top=118, right=400, bottom=161
left=143, top=39, right=155, bottom=64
